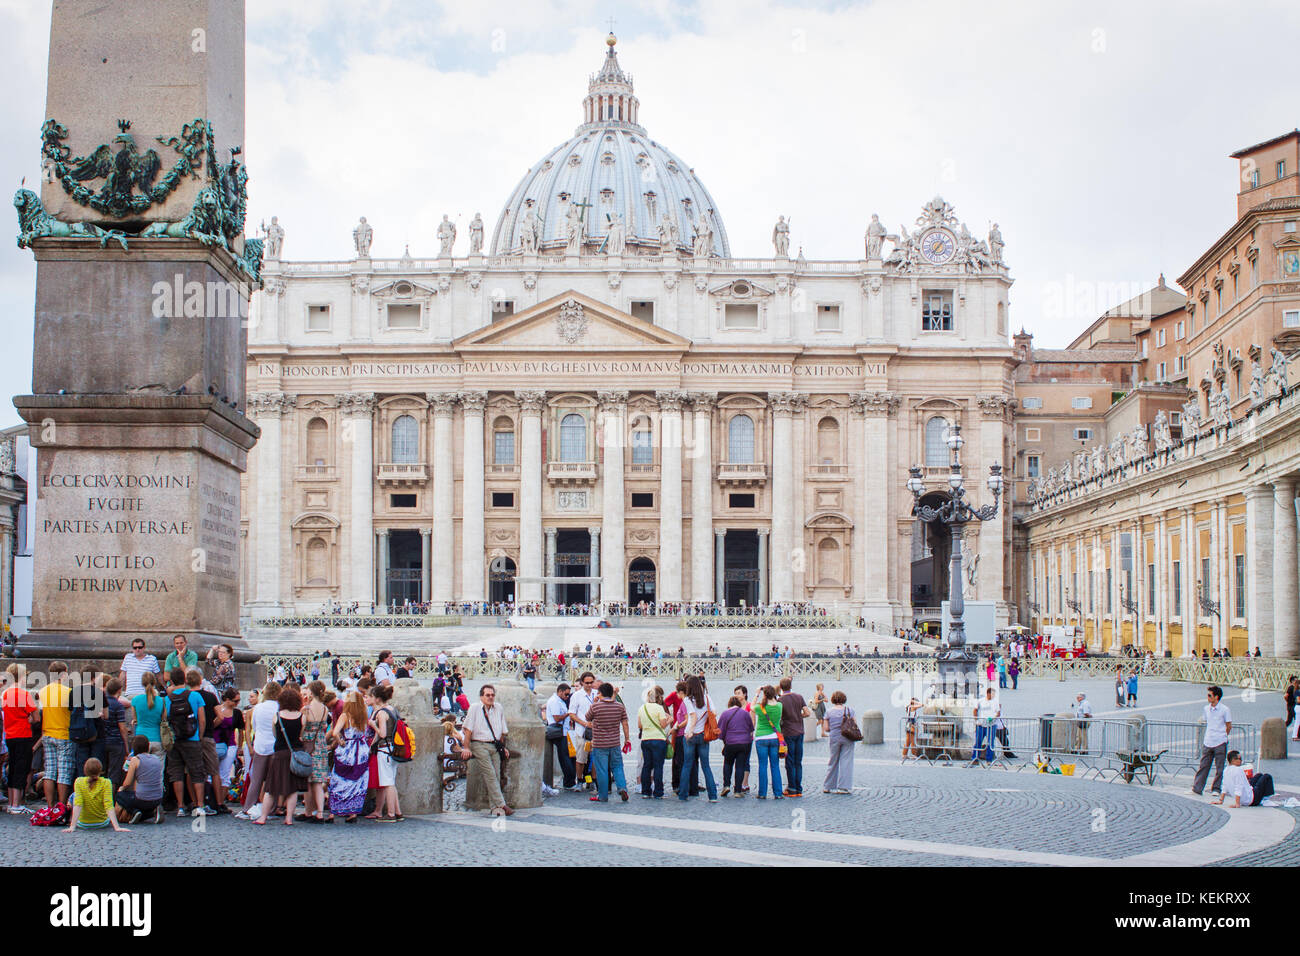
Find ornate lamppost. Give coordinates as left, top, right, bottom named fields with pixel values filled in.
left=907, top=424, right=1003, bottom=700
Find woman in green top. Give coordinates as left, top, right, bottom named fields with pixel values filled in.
left=637, top=686, right=670, bottom=799
left=65, top=758, right=129, bottom=832
left=752, top=685, right=784, bottom=799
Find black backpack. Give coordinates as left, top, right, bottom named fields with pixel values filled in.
left=168, top=689, right=198, bottom=740
left=67, top=687, right=98, bottom=744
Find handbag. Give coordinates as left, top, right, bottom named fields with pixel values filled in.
left=158, top=700, right=175, bottom=750
left=840, top=706, right=863, bottom=742
left=278, top=715, right=313, bottom=778
left=702, top=697, right=720, bottom=743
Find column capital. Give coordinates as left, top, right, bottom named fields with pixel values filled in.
left=767, top=390, right=806, bottom=415
left=849, top=390, right=900, bottom=418
left=654, top=389, right=686, bottom=413
left=757, top=527, right=770, bottom=537
left=545, top=526, right=558, bottom=539
left=426, top=391, right=459, bottom=416
left=247, top=392, right=296, bottom=419
left=460, top=390, right=488, bottom=413
left=588, top=525, right=601, bottom=538
left=420, top=528, right=431, bottom=538
left=339, top=392, right=376, bottom=417
left=686, top=391, right=717, bottom=413
left=977, top=394, right=1015, bottom=420
left=515, top=389, right=547, bottom=413
left=714, top=528, right=727, bottom=539
left=597, top=389, right=629, bottom=413
left=1274, top=476, right=1298, bottom=495
left=376, top=528, right=390, bottom=538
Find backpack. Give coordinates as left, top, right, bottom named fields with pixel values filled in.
left=167, top=689, right=198, bottom=741
left=384, top=708, right=416, bottom=763
left=67, top=690, right=98, bottom=744
left=31, top=802, right=69, bottom=827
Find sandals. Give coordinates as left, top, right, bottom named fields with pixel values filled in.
left=344, top=815, right=358, bottom=824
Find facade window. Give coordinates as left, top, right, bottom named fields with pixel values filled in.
left=386, top=304, right=421, bottom=330
left=1175, top=320, right=1185, bottom=340
left=1106, top=567, right=1113, bottom=613
left=1157, top=329, right=1166, bottom=347
left=816, top=304, right=842, bottom=332
left=491, top=492, right=514, bottom=508
left=1173, top=560, right=1181, bottom=612
left=1201, top=556, right=1211, bottom=611
left=1147, top=563, right=1156, bottom=615
left=921, top=291, right=953, bottom=331
left=1073, top=428, right=1092, bottom=441
left=1176, top=355, right=1186, bottom=373
left=1021, top=397, right=1043, bottom=410
left=1250, top=168, right=1260, bottom=188
left=727, top=414, right=755, bottom=463
left=1088, top=571, right=1094, bottom=613
left=631, top=492, right=654, bottom=507
left=493, top=418, right=516, bottom=465
left=631, top=427, right=653, bottom=464
left=723, top=304, right=759, bottom=329
left=559, top=413, right=587, bottom=462
left=816, top=416, right=840, bottom=463
left=1027, top=455, right=1040, bottom=478
left=629, top=300, right=655, bottom=324
left=1025, top=427, right=1041, bottom=441
left=391, top=415, right=419, bottom=463
left=1071, top=396, right=1093, bottom=410
left=1157, top=361, right=1167, bottom=380
left=492, top=298, right=515, bottom=318
left=1141, top=338, right=1148, bottom=357
left=306, top=304, right=331, bottom=332
left=1285, top=310, right=1300, bottom=329
left=305, top=417, right=330, bottom=466
left=1279, top=159, right=1287, bottom=179
left=924, top=416, right=950, bottom=467
left=1235, top=554, right=1246, bottom=618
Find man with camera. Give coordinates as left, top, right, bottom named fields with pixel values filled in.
left=460, top=685, right=513, bottom=817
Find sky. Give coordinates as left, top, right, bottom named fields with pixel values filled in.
left=0, top=0, right=1295, bottom=429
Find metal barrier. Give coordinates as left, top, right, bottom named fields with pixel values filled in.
left=254, top=615, right=462, bottom=628
left=680, top=614, right=850, bottom=629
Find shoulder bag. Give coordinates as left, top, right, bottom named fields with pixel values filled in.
left=278, top=715, right=314, bottom=778
left=701, top=696, right=720, bottom=742
left=840, top=706, right=863, bottom=742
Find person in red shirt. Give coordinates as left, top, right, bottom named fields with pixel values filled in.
left=2, top=663, right=39, bottom=813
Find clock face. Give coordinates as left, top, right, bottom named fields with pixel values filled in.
left=921, top=229, right=956, bottom=264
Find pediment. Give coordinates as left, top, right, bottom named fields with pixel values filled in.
left=454, top=291, right=692, bottom=351
left=371, top=279, right=437, bottom=300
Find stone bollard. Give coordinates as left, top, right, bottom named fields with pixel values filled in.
left=1122, top=714, right=1147, bottom=754
left=1051, top=712, right=1075, bottom=752
left=466, top=680, right=544, bottom=810
left=390, top=677, right=445, bottom=814
left=861, top=709, right=885, bottom=745
left=803, top=715, right=821, bottom=741
left=1261, top=717, right=1287, bottom=760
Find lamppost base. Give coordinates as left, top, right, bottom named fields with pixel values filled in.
left=937, top=649, right=979, bottom=704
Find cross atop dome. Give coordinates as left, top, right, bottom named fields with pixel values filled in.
left=582, top=31, right=640, bottom=130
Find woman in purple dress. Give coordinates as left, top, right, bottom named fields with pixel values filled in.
left=327, top=691, right=376, bottom=823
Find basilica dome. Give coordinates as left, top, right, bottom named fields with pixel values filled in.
left=489, top=35, right=730, bottom=258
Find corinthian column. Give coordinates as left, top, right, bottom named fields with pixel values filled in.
left=656, top=390, right=685, bottom=603
left=427, top=392, right=458, bottom=603
left=249, top=392, right=295, bottom=612
left=1276, top=478, right=1298, bottom=658
left=768, top=392, right=798, bottom=602
left=851, top=390, right=898, bottom=626
left=689, top=393, right=716, bottom=602
left=1245, top=484, right=1274, bottom=656
left=976, top=394, right=1009, bottom=625
left=460, top=391, right=487, bottom=604
left=516, top=390, right=546, bottom=603
left=599, top=390, right=629, bottom=605
left=340, top=393, right=375, bottom=607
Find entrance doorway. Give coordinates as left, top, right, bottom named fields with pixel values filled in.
left=723, top=528, right=759, bottom=607
left=628, top=556, right=656, bottom=606
left=386, top=529, right=422, bottom=607
left=910, top=494, right=951, bottom=610
left=555, top=528, right=592, bottom=605
left=489, top=555, right=516, bottom=604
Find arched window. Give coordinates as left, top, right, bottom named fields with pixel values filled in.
left=305, top=537, right=328, bottom=586
left=816, top=416, right=840, bottom=464
left=559, top=413, right=587, bottom=462
left=630, top=416, right=653, bottom=465
left=391, top=414, right=419, bottom=463
left=924, top=416, right=950, bottom=467
left=305, top=417, right=329, bottom=466
left=493, top=415, right=515, bottom=465
left=728, top=414, right=755, bottom=463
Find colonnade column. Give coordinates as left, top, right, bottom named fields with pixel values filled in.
left=976, top=395, right=1009, bottom=621
left=460, top=391, right=487, bottom=605
left=689, top=393, right=716, bottom=602
left=1209, top=503, right=1223, bottom=651
left=545, top=527, right=558, bottom=608
left=1110, top=530, right=1121, bottom=649
left=516, top=390, right=546, bottom=603
left=1154, top=516, right=1167, bottom=655
left=768, top=391, right=797, bottom=603
left=655, top=390, right=684, bottom=604
left=248, top=392, right=294, bottom=611
left=375, top=528, right=389, bottom=611
left=420, top=529, right=431, bottom=604
left=341, top=393, right=375, bottom=607
left=1274, top=478, right=1298, bottom=658
left=598, top=390, right=628, bottom=606
left=428, top=392, right=457, bottom=603
left=715, top=529, right=726, bottom=607
left=589, top=526, right=601, bottom=606
left=757, top=529, right=769, bottom=606
left=1182, top=507, right=1196, bottom=654
left=1245, top=484, right=1274, bottom=656
left=853, top=392, right=897, bottom=622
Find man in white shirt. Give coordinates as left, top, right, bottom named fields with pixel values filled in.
left=544, top=683, right=577, bottom=790
left=460, top=685, right=512, bottom=816
left=118, top=639, right=161, bottom=697
left=1192, top=685, right=1232, bottom=796
left=568, top=671, right=597, bottom=791
left=373, top=650, right=396, bottom=687
left=969, top=688, right=999, bottom=764
left=1071, top=693, right=1093, bottom=753
left=1212, top=750, right=1273, bottom=807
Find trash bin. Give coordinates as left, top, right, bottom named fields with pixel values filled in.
left=1039, top=714, right=1054, bottom=750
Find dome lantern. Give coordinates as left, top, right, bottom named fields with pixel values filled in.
left=581, top=32, right=641, bottom=131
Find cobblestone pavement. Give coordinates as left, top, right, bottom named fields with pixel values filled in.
left=10, top=755, right=1293, bottom=867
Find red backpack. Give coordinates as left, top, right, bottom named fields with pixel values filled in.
left=31, top=802, right=69, bottom=827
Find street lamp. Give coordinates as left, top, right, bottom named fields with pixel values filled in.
left=907, top=423, right=1003, bottom=701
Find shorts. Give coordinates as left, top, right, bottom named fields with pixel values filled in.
left=165, top=740, right=205, bottom=784
left=42, top=738, right=77, bottom=785
left=376, top=749, right=396, bottom=788
left=115, top=791, right=161, bottom=815
left=201, top=738, right=219, bottom=780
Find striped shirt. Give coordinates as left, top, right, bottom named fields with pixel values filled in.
left=119, top=653, right=161, bottom=697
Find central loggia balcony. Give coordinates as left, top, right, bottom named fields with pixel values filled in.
left=376, top=462, right=428, bottom=486
left=547, top=460, right=598, bottom=486
left=716, top=461, right=767, bottom=486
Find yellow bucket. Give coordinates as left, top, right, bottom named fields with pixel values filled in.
left=1059, top=763, right=1076, bottom=776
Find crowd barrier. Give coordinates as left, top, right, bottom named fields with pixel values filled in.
left=254, top=615, right=462, bottom=628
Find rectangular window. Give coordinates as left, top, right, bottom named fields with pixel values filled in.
left=306, top=304, right=331, bottom=332
left=1027, top=455, right=1040, bottom=478
left=1157, top=361, right=1167, bottom=380
left=1173, top=560, right=1181, bottom=612
left=1250, top=169, right=1260, bottom=188
left=816, top=304, right=842, bottom=332
left=728, top=493, right=755, bottom=509
left=629, top=300, right=655, bottom=324
left=1106, top=567, right=1113, bottom=613
left=631, top=430, right=653, bottom=464
left=494, top=431, right=515, bottom=465
left=1176, top=354, right=1186, bottom=373
left=1141, top=339, right=1148, bottom=357
left=1025, top=428, right=1041, bottom=441
left=631, top=492, right=654, bottom=508
left=1286, top=221, right=1298, bottom=233
left=491, top=298, right=515, bottom=318
left=1285, top=310, right=1300, bottom=329
left=1022, top=397, right=1043, bottom=410
left=1073, top=428, right=1092, bottom=441
left=1201, top=556, right=1211, bottom=612
left=1147, top=563, right=1156, bottom=615
left=1170, top=411, right=1182, bottom=425
left=1279, top=159, right=1287, bottom=179
left=1088, top=571, right=1094, bottom=613
left=491, top=491, right=514, bottom=508
left=386, top=304, right=421, bottom=329
left=390, top=493, right=417, bottom=508
left=1071, top=396, right=1093, bottom=410
left=921, top=290, right=954, bottom=331
left=1175, top=320, right=1184, bottom=340
left=723, top=303, right=759, bottom=329
left=1157, top=329, right=1166, bottom=347
left=1235, top=554, right=1246, bottom=618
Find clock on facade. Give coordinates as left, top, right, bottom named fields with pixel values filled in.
left=920, top=229, right=956, bottom=264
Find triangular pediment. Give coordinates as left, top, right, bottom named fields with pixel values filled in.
left=453, top=291, right=691, bottom=350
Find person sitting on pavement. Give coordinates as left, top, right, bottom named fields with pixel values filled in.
left=1211, top=750, right=1274, bottom=808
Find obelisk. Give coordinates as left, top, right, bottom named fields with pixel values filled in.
left=12, top=0, right=261, bottom=681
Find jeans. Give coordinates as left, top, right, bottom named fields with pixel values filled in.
left=525, top=676, right=536, bottom=692
left=1250, top=772, right=1275, bottom=806
left=998, top=673, right=1007, bottom=688
left=721, top=743, right=749, bottom=788
left=1011, top=673, right=1018, bottom=689
left=548, top=732, right=576, bottom=789
left=73, top=737, right=107, bottom=782
left=640, top=739, right=667, bottom=797
left=971, top=724, right=994, bottom=761
left=755, top=738, right=782, bottom=797
left=1192, top=742, right=1227, bottom=794
left=677, top=735, right=716, bottom=800
left=590, top=746, right=626, bottom=801
left=783, top=734, right=804, bottom=793
left=670, top=736, right=699, bottom=795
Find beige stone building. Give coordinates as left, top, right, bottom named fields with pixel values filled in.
left=1019, top=129, right=1300, bottom=656
left=239, top=38, right=1017, bottom=628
